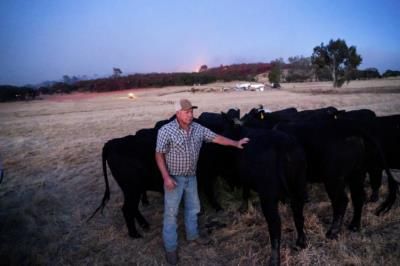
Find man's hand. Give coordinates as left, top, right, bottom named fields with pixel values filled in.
left=164, top=176, right=177, bottom=191
left=155, top=152, right=177, bottom=191
left=237, top=137, right=250, bottom=149
left=212, top=135, right=250, bottom=149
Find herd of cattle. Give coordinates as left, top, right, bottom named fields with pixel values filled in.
left=89, top=105, right=400, bottom=265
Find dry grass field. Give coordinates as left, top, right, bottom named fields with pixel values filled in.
left=1, top=79, right=400, bottom=265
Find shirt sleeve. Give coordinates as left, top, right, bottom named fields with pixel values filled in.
left=201, top=125, right=217, bottom=143
left=156, top=127, right=170, bottom=153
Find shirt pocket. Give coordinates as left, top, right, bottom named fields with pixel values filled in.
left=171, top=136, right=186, bottom=153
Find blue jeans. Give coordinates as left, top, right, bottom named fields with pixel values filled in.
left=163, top=175, right=201, bottom=252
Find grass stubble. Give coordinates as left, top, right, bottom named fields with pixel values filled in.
left=0, top=79, right=400, bottom=265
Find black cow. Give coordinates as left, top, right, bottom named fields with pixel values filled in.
left=198, top=108, right=240, bottom=133
left=375, top=114, right=400, bottom=171
left=241, top=106, right=297, bottom=130
left=335, top=109, right=376, bottom=121
left=242, top=106, right=339, bottom=130
left=220, top=122, right=308, bottom=266
left=243, top=107, right=394, bottom=204
left=270, top=107, right=298, bottom=119
left=196, top=109, right=241, bottom=211
left=196, top=113, right=307, bottom=265
left=292, top=106, right=339, bottom=121
left=88, top=128, right=163, bottom=238
left=356, top=114, right=400, bottom=212
left=334, top=109, right=380, bottom=202
left=275, top=119, right=396, bottom=239
left=333, top=111, right=400, bottom=207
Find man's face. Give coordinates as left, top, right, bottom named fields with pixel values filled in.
left=176, top=108, right=194, bottom=125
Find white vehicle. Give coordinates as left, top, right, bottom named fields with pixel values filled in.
left=235, top=83, right=251, bottom=90
left=235, top=83, right=266, bottom=91
left=249, top=83, right=265, bottom=91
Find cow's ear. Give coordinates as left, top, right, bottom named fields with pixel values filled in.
left=220, top=112, right=227, bottom=121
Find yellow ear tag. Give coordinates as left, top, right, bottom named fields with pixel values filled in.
left=261, top=113, right=264, bottom=120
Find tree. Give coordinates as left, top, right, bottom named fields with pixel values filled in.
left=286, top=56, right=313, bottom=82
left=314, top=65, right=332, bottom=81
left=63, top=75, right=71, bottom=84
left=0, top=85, right=38, bottom=102
left=382, top=70, right=400, bottom=78
left=62, top=75, right=79, bottom=84
left=311, top=39, right=362, bottom=87
left=268, top=58, right=284, bottom=85
left=353, top=68, right=381, bottom=80
left=198, top=65, right=208, bottom=72
left=113, top=68, right=122, bottom=78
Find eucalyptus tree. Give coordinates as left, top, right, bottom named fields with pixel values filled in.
left=311, top=39, right=362, bottom=87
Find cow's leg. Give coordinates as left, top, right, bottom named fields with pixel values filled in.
left=122, top=193, right=142, bottom=238
left=205, top=182, right=223, bottom=212
left=286, top=151, right=308, bottom=248
left=348, top=174, right=366, bottom=232
left=290, top=198, right=306, bottom=248
left=259, top=195, right=281, bottom=266
left=133, top=192, right=150, bottom=231
left=286, top=147, right=307, bottom=248
left=238, top=186, right=250, bottom=213
left=367, top=168, right=382, bottom=203
left=197, top=150, right=223, bottom=213
left=199, top=172, right=223, bottom=212
left=303, top=185, right=310, bottom=203
left=324, top=180, right=348, bottom=239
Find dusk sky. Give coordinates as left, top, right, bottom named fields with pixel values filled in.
left=1, top=0, right=399, bottom=86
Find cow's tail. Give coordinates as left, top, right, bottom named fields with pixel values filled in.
left=87, top=143, right=111, bottom=222
left=375, top=173, right=398, bottom=215
left=372, top=127, right=399, bottom=215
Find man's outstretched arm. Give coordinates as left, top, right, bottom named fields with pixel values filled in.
left=212, top=135, right=249, bottom=149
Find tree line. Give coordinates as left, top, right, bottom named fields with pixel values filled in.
left=1, top=39, right=399, bottom=102
left=0, top=86, right=39, bottom=102
left=268, top=39, right=399, bottom=87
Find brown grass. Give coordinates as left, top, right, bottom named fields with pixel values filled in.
left=0, top=79, right=400, bottom=265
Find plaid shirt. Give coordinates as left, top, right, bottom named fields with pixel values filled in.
left=156, top=119, right=217, bottom=176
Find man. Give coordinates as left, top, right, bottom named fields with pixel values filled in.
left=155, top=99, right=249, bottom=265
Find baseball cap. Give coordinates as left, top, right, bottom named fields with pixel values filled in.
left=174, top=98, right=198, bottom=111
